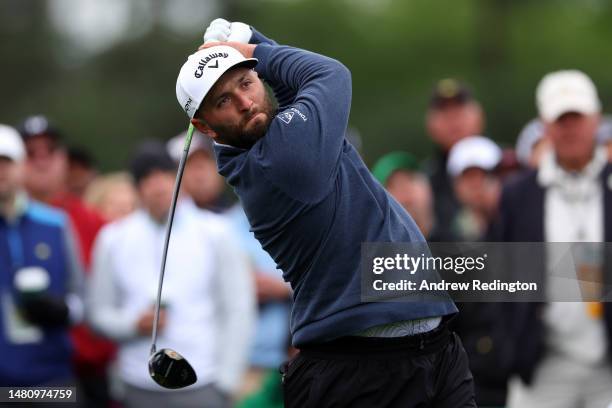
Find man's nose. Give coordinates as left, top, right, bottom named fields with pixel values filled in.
left=236, top=93, right=253, bottom=111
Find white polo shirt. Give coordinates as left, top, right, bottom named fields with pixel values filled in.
left=88, top=201, right=255, bottom=391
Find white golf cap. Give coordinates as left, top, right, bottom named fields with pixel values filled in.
left=596, top=114, right=612, bottom=145
left=176, top=45, right=257, bottom=119
left=447, top=135, right=502, bottom=177
left=536, top=70, right=600, bottom=122
left=515, top=118, right=544, bottom=167
left=0, top=124, right=26, bottom=162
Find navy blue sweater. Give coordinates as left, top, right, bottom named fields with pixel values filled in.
left=215, top=31, right=457, bottom=346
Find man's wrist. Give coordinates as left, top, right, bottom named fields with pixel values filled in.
left=252, top=43, right=274, bottom=76
left=241, top=43, right=257, bottom=59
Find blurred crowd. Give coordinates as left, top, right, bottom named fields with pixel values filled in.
left=373, top=70, right=612, bottom=408
left=1, top=68, right=611, bottom=408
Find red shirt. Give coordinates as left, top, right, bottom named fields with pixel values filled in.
left=49, top=192, right=105, bottom=269
left=49, top=192, right=116, bottom=374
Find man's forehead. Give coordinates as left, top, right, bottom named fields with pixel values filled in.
left=547, top=111, right=598, bottom=125
left=387, top=170, right=418, bottom=184
left=25, top=134, right=57, bottom=148
left=431, top=100, right=473, bottom=112
left=205, top=67, right=255, bottom=102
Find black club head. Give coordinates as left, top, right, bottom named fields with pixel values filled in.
left=148, top=348, right=197, bottom=389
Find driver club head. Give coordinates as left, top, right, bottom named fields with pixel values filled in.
left=148, top=348, right=197, bottom=389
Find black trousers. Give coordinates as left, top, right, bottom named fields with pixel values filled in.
left=281, top=322, right=476, bottom=408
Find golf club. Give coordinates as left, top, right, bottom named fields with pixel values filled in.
left=148, top=123, right=198, bottom=389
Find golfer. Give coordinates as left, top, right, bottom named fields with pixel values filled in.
left=176, top=19, right=475, bottom=407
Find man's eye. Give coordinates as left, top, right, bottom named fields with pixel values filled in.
left=242, top=80, right=252, bottom=88
left=217, top=97, right=230, bottom=108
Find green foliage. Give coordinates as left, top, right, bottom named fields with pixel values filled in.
left=1, top=0, right=611, bottom=170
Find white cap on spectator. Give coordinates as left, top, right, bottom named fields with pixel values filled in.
left=596, top=115, right=612, bottom=145
left=0, top=124, right=26, bottom=162
left=515, top=118, right=544, bottom=167
left=536, top=70, right=600, bottom=122
left=166, top=130, right=214, bottom=163
left=447, top=135, right=502, bottom=177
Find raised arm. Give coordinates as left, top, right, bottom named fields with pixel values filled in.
left=198, top=22, right=353, bottom=200
left=253, top=43, right=352, bottom=201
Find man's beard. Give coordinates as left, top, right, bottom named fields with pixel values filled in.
left=211, top=92, right=276, bottom=150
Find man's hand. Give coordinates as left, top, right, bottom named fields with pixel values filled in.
left=203, top=18, right=252, bottom=44
left=254, top=272, right=291, bottom=303
left=198, top=41, right=257, bottom=59
left=228, top=21, right=252, bottom=43
left=203, top=18, right=230, bottom=43
left=136, top=306, right=167, bottom=336
left=21, top=295, right=70, bottom=328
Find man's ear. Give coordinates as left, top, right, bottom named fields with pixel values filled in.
left=191, top=118, right=217, bottom=140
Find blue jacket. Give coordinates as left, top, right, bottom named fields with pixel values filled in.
left=215, top=31, right=457, bottom=346
left=0, top=195, right=82, bottom=385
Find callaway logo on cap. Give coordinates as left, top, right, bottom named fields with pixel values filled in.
left=176, top=45, right=258, bottom=119
left=194, top=52, right=228, bottom=78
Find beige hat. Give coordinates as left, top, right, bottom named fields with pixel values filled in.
left=536, top=70, right=600, bottom=122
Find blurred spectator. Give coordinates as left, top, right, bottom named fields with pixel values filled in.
left=0, top=124, right=84, bottom=387
left=345, top=126, right=364, bottom=156
left=17, top=115, right=105, bottom=267
left=84, top=172, right=139, bottom=222
left=88, top=140, right=255, bottom=408
left=167, top=131, right=233, bottom=213
left=17, top=114, right=114, bottom=407
left=67, top=146, right=99, bottom=199
left=18, top=115, right=65, bottom=203
left=225, top=205, right=291, bottom=399
left=494, top=70, right=612, bottom=408
left=447, top=136, right=502, bottom=242
left=237, top=347, right=299, bottom=408
left=596, top=114, right=612, bottom=161
left=515, top=118, right=550, bottom=169
left=498, top=148, right=521, bottom=181
left=372, top=151, right=435, bottom=239
left=424, top=79, right=485, bottom=240
left=237, top=370, right=284, bottom=408
left=445, top=135, right=509, bottom=406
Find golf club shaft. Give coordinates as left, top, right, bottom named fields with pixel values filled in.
left=150, top=124, right=195, bottom=355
